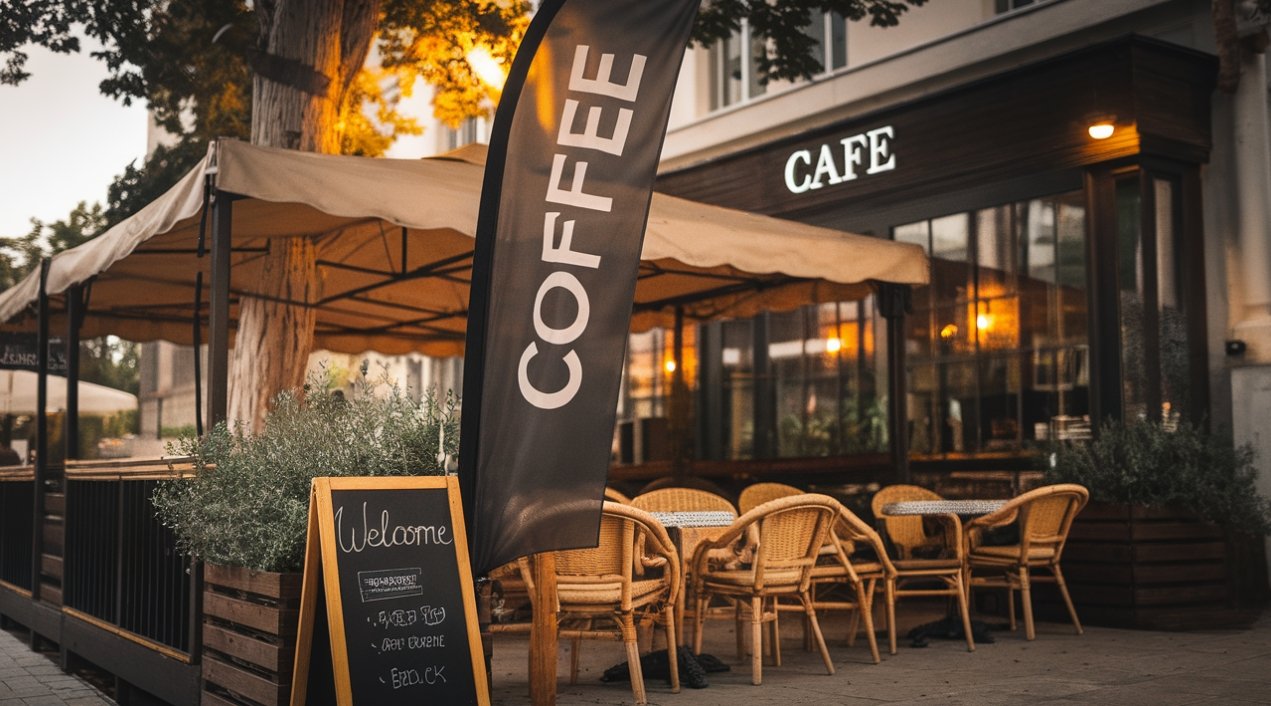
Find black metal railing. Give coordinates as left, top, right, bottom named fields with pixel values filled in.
left=0, top=469, right=34, bottom=590
left=64, top=459, right=196, bottom=654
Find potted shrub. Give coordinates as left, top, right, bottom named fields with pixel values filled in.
left=153, top=368, right=458, bottom=706
left=1041, top=419, right=1271, bottom=629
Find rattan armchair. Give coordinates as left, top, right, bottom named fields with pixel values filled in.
left=871, top=484, right=950, bottom=559
left=604, top=486, right=633, bottom=504
left=631, top=487, right=736, bottom=514
left=738, top=482, right=802, bottom=514
left=690, top=494, right=839, bottom=685
left=543, top=501, right=681, bottom=704
left=871, top=485, right=976, bottom=653
left=965, top=483, right=1089, bottom=640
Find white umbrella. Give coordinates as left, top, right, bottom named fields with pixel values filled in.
left=0, top=370, right=138, bottom=415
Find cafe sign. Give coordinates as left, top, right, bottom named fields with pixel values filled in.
left=783, top=125, right=897, bottom=194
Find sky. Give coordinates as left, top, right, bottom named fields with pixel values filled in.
left=0, top=40, right=150, bottom=239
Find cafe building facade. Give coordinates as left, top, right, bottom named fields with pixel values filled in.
left=617, top=0, right=1271, bottom=493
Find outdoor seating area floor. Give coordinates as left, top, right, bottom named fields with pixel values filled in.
left=489, top=603, right=1271, bottom=705
left=0, top=628, right=112, bottom=705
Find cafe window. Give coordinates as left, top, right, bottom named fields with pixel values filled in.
left=690, top=298, right=885, bottom=462
left=1115, top=173, right=1190, bottom=424
left=800, top=11, right=849, bottom=75
left=995, top=0, right=1038, bottom=14
left=895, top=191, right=1090, bottom=456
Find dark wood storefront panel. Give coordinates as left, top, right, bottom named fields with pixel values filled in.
left=658, top=36, right=1215, bottom=226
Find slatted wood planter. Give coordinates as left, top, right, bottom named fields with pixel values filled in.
left=1032, top=503, right=1268, bottom=630
left=202, top=564, right=302, bottom=706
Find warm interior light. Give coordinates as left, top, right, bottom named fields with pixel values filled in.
left=825, top=337, right=843, bottom=354
left=976, top=314, right=993, bottom=332
left=466, top=47, right=506, bottom=92
left=939, top=324, right=958, bottom=340
left=1087, top=121, right=1115, bottom=140
left=663, top=359, right=677, bottom=374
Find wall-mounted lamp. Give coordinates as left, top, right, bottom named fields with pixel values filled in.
left=1087, top=116, right=1116, bottom=140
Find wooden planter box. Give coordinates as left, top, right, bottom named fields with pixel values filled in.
left=201, top=564, right=302, bottom=706
left=1030, top=502, right=1268, bottom=630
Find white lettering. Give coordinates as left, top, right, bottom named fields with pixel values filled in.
left=558, top=99, right=633, bottom=156
left=568, top=44, right=646, bottom=102
left=866, top=126, right=896, bottom=175
left=542, top=212, right=601, bottom=269
left=811, top=143, right=842, bottom=189
left=335, top=504, right=452, bottom=554
left=533, top=271, right=590, bottom=345
left=784, top=150, right=813, bottom=194
left=783, top=125, right=896, bottom=194
left=840, top=134, right=868, bottom=181
left=518, top=343, right=583, bottom=410
left=546, top=154, right=612, bottom=212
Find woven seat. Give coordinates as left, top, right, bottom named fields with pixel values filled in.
left=966, top=483, right=1089, bottom=641
left=691, top=494, right=839, bottom=685
left=542, top=501, right=681, bottom=704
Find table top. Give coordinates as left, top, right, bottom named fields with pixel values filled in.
left=881, top=499, right=1007, bottom=517
left=650, top=510, right=737, bottom=528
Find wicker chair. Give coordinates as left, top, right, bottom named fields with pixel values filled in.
left=965, top=483, right=1089, bottom=640
left=808, top=503, right=896, bottom=664
left=690, top=494, right=839, bottom=685
left=543, top=501, right=681, bottom=704
left=871, top=484, right=950, bottom=559
left=871, top=485, right=977, bottom=653
left=631, top=487, right=736, bottom=515
left=631, top=487, right=738, bottom=645
left=738, top=482, right=802, bottom=514
left=605, top=486, right=633, bottom=504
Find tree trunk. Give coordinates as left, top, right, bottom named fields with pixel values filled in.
left=227, top=239, right=321, bottom=428
left=228, top=0, right=379, bottom=429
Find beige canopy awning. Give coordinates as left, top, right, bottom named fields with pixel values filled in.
left=0, top=140, right=927, bottom=355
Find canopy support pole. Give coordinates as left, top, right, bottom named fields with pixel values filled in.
left=33, top=258, right=50, bottom=602
left=670, top=305, right=690, bottom=477
left=64, top=284, right=82, bottom=460
left=207, top=191, right=233, bottom=427
left=878, top=283, right=911, bottom=484
left=193, top=273, right=204, bottom=437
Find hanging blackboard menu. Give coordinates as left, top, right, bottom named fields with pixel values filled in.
left=290, top=476, right=489, bottom=706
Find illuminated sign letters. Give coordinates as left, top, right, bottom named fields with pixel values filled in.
left=783, top=125, right=896, bottom=194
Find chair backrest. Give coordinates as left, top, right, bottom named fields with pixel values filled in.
left=738, top=482, right=802, bottom=514
left=826, top=502, right=897, bottom=578
left=871, top=484, right=945, bottom=559
left=553, top=501, right=680, bottom=608
left=1007, top=484, right=1089, bottom=561
left=731, top=494, right=839, bottom=590
left=631, top=487, right=737, bottom=517
left=604, top=486, right=633, bottom=504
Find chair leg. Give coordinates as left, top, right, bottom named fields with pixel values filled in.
left=953, top=573, right=975, bottom=652
left=664, top=604, right=681, bottom=693
left=751, top=596, right=764, bottom=685
left=886, top=578, right=898, bottom=656
left=693, top=593, right=708, bottom=656
left=1006, top=578, right=1017, bottom=632
left=1053, top=564, right=1083, bottom=635
left=801, top=594, right=835, bottom=676
left=620, top=613, right=647, bottom=705
left=856, top=580, right=880, bottom=664
left=1019, top=566, right=1035, bottom=641
left=569, top=636, right=582, bottom=685
left=770, top=602, right=782, bottom=667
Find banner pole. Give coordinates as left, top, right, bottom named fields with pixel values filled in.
left=529, top=553, right=558, bottom=705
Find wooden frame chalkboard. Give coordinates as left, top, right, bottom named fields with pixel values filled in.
left=290, top=476, right=489, bottom=706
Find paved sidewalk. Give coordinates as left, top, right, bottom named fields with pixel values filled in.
left=0, top=629, right=112, bottom=705
left=490, top=605, right=1271, bottom=705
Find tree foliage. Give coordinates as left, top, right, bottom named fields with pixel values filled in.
left=694, top=0, right=926, bottom=84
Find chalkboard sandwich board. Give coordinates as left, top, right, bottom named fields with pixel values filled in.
left=290, top=476, right=489, bottom=706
